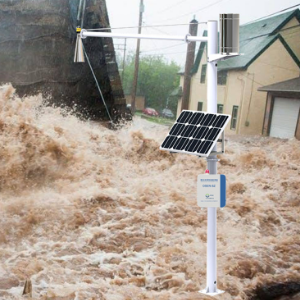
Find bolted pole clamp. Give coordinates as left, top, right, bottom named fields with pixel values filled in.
left=80, top=29, right=87, bottom=39
left=185, top=33, right=191, bottom=43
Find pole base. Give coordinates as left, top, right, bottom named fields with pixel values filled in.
left=199, top=289, right=224, bottom=297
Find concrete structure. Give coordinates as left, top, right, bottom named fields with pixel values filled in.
left=177, top=9, right=300, bottom=136
left=259, top=77, right=300, bottom=140
left=125, top=95, right=145, bottom=111
left=0, top=0, right=126, bottom=120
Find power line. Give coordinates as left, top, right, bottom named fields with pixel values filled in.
left=256, top=60, right=300, bottom=72
left=159, top=0, right=224, bottom=23
left=88, top=21, right=299, bottom=43
left=240, top=24, right=300, bottom=42
left=142, top=51, right=186, bottom=56
left=135, top=24, right=299, bottom=60
left=240, top=74, right=265, bottom=87
left=283, top=32, right=300, bottom=40
left=227, top=45, right=300, bottom=72
left=116, top=6, right=300, bottom=65
left=139, top=28, right=300, bottom=65
left=144, top=27, right=160, bottom=52
left=146, top=0, right=192, bottom=18
left=146, top=24, right=170, bottom=35
left=87, top=3, right=299, bottom=33
left=141, top=42, right=186, bottom=53
left=243, top=3, right=300, bottom=25
left=141, top=49, right=196, bottom=56
left=88, top=22, right=207, bottom=32
left=143, top=21, right=171, bottom=35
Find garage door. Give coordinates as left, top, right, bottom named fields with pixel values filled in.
left=270, top=97, right=300, bottom=139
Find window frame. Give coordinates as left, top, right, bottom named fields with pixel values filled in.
left=217, top=71, right=228, bottom=85
left=197, top=102, right=203, bottom=111
left=200, top=64, right=207, bottom=84
left=231, top=105, right=239, bottom=130
left=217, top=104, right=224, bottom=114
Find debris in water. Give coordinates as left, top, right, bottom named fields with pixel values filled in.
left=22, top=278, right=32, bottom=297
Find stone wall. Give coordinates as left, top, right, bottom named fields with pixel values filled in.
left=0, top=0, right=125, bottom=119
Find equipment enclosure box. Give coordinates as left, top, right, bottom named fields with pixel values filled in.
left=197, top=175, right=226, bottom=208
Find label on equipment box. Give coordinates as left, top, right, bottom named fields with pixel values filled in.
left=197, top=174, right=226, bottom=208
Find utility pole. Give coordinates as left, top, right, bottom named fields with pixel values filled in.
left=181, top=18, right=198, bottom=111
left=131, top=0, right=144, bottom=113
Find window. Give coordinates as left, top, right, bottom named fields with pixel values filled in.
left=217, top=104, right=223, bottom=114
left=200, top=64, right=207, bottom=83
left=231, top=106, right=239, bottom=130
left=217, top=71, right=227, bottom=85
left=197, top=102, right=203, bottom=111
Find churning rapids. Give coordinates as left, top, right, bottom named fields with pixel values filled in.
left=0, top=84, right=299, bottom=300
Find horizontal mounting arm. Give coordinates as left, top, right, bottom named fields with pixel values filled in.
left=208, top=53, right=240, bottom=62
left=80, top=29, right=208, bottom=43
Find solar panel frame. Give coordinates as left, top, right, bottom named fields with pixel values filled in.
left=160, top=110, right=231, bottom=157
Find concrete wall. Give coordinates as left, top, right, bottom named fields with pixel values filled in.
left=0, top=0, right=126, bottom=119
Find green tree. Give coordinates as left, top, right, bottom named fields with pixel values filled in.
left=122, top=53, right=181, bottom=113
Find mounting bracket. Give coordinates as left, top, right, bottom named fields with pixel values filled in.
left=208, top=53, right=241, bottom=62
left=209, top=130, right=225, bottom=156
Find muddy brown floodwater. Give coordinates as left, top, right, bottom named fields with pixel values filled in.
left=0, top=84, right=299, bottom=300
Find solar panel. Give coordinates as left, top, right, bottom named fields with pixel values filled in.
left=160, top=110, right=231, bottom=157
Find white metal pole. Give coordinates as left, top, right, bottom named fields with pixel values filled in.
left=81, top=30, right=208, bottom=43
left=207, top=21, right=218, bottom=115
left=206, top=20, right=218, bottom=294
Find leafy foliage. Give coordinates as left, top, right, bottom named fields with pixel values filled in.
left=121, top=52, right=181, bottom=113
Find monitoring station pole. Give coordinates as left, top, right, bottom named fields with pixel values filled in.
left=205, top=20, right=219, bottom=295
left=75, top=14, right=240, bottom=296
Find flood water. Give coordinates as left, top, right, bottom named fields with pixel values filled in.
left=0, top=84, right=299, bottom=300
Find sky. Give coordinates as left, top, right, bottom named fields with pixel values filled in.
left=105, top=0, right=300, bottom=66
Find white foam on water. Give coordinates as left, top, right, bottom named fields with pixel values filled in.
left=0, top=84, right=299, bottom=299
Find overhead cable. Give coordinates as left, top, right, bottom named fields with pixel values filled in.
left=243, top=3, right=300, bottom=25
left=159, top=0, right=223, bottom=23
left=88, top=22, right=207, bottom=32
left=141, top=42, right=186, bottom=53
left=146, top=0, right=192, bottom=18
left=240, top=24, right=300, bottom=41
